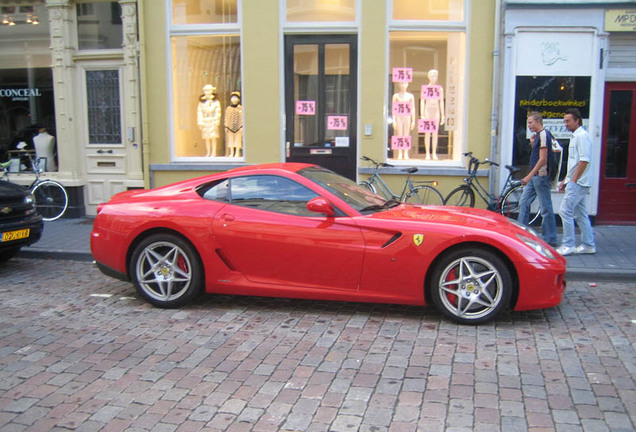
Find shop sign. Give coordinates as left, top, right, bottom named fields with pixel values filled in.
left=0, top=88, right=43, bottom=101
left=605, top=9, right=636, bottom=32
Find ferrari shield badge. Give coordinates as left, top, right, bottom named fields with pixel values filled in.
left=413, top=234, right=424, bottom=247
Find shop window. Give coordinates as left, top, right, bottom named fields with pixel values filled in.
left=392, top=0, right=464, bottom=21
left=86, top=70, right=122, bottom=144
left=388, top=31, right=465, bottom=162
left=512, top=76, right=591, bottom=180
left=77, top=2, right=123, bottom=50
left=172, top=0, right=237, bottom=25
left=0, top=4, right=55, bottom=169
left=286, top=0, right=355, bottom=22
left=171, top=35, right=242, bottom=159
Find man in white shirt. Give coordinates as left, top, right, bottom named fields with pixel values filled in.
left=556, top=108, right=596, bottom=256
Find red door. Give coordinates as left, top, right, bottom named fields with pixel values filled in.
left=598, top=83, right=636, bottom=224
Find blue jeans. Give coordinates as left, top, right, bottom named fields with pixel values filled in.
left=559, top=182, right=595, bottom=248
left=517, top=175, right=558, bottom=244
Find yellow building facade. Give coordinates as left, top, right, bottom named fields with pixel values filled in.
left=142, top=0, right=496, bottom=201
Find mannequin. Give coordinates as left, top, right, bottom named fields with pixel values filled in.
left=420, top=69, right=445, bottom=160
left=224, top=92, right=243, bottom=158
left=197, top=84, right=222, bottom=157
left=33, top=128, right=57, bottom=171
left=391, top=82, right=416, bottom=160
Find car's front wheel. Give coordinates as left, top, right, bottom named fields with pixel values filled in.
left=430, top=248, right=512, bottom=324
left=0, top=247, right=20, bottom=263
left=130, top=233, right=203, bottom=308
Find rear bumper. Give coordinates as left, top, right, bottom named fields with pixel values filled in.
left=95, top=261, right=130, bottom=282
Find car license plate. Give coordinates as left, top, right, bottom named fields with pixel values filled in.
left=1, top=229, right=30, bottom=242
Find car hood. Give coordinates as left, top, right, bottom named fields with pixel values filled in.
left=365, top=204, right=519, bottom=232
left=0, top=181, right=30, bottom=201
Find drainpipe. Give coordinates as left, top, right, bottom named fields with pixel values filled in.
left=137, top=0, right=151, bottom=189
left=489, top=0, right=503, bottom=194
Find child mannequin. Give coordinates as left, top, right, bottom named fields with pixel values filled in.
left=224, top=92, right=243, bottom=158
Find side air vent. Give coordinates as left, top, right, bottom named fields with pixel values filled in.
left=382, top=233, right=402, bottom=248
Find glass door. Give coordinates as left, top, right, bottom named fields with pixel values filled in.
left=598, top=83, right=636, bottom=223
left=285, top=35, right=357, bottom=180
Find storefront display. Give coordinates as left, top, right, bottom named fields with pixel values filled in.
left=388, top=31, right=465, bottom=162
left=171, top=35, right=242, bottom=159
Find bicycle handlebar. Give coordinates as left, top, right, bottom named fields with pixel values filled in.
left=361, top=155, right=393, bottom=169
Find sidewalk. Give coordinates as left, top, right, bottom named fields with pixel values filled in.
left=19, top=217, right=636, bottom=281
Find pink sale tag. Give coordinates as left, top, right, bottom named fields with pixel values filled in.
left=391, top=136, right=412, bottom=150
left=327, top=116, right=348, bottom=130
left=392, top=68, right=413, bottom=83
left=296, top=100, right=316, bottom=115
left=418, top=119, right=438, bottom=133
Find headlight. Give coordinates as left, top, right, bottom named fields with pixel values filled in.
left=517, top=234, right=556, bottom=260
left=509, top=218, right=539, bottom=238
left=24, top=193, right=34, bottom=205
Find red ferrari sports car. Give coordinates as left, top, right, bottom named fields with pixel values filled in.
left=91, top=163, right=566, bottom=324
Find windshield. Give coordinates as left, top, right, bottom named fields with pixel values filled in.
left=299, top=167, right=387, bottom=213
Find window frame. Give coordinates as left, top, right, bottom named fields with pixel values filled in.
left=167, top=0, right=244, bottom=163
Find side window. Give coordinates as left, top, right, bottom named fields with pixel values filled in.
left=230, top=175, right=319, bottom=216
left=199, top=179, right=230, bottom=202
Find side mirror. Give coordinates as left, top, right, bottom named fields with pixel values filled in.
left=307, top=197, right=335, bottom=217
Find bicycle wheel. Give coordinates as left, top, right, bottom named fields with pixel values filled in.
left=445, top=185, right=475, bottom=207
left=405, top=185, right=444, bottom=206
left=500, top=184, right=540, bottom=224
left=358, top=181, right=377, bottom=194
left=32, top=180, right=68, bottom=221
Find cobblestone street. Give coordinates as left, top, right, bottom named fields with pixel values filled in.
left=0, top=258, right=634, bottom=431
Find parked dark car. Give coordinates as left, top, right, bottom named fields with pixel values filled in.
left=0, top=181, right=43, bottom=262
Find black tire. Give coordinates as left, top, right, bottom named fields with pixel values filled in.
left=444, top=185, right=475, bottom=207
left=430, top=247, right=512, bottom=325
left=405, top=185, right=444, bottom=205
left=501, top=185, right=540, bottom=224
left=358, top=181, right=377, bottom=194
left=31, top=180, right=68, bottom=221
left=129, top=233, right=203, bottom=308
left=0, top=247, right=20, bottom=263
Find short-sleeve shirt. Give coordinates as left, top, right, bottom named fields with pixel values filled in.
left=566, top=126, right=592, bottom=187
left=530, top=129, right=548, bottom=177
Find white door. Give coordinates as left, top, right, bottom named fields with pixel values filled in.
left=80, top=64, right=143, bottom=214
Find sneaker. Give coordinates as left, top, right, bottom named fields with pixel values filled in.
left=574, top=245, right=596, bottom=254
left=556, top=245, right=577, bottom=256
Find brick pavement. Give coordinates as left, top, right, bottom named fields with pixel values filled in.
left=1, top=258, right=634, bottom=431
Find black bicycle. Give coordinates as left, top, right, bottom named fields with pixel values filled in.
left=444, top=152, right=540, bottom=224
left=1, top=150, right=68, bottom=221
left=358, top=156, right=444, bottom=205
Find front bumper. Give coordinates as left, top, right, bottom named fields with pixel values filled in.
left=0, top=214, right=43, bottom=250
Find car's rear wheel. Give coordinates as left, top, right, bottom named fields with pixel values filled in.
left=130, top=233, right=203, bottom=308
left=430, top=247, right=512, bottom=324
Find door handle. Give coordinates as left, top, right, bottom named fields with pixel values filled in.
left=96, top=149, right=113, bottom=154
left=626, top=183, right=636, bottom=188
left=222, top=214, right=235, bottom=222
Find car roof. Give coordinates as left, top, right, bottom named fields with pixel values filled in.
left=226, top=163, right=318, bottom=175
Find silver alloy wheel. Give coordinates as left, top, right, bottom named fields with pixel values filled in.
left=437, top=256, right=504, bottom=320
left=135, top=240, right=193, bottom=303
